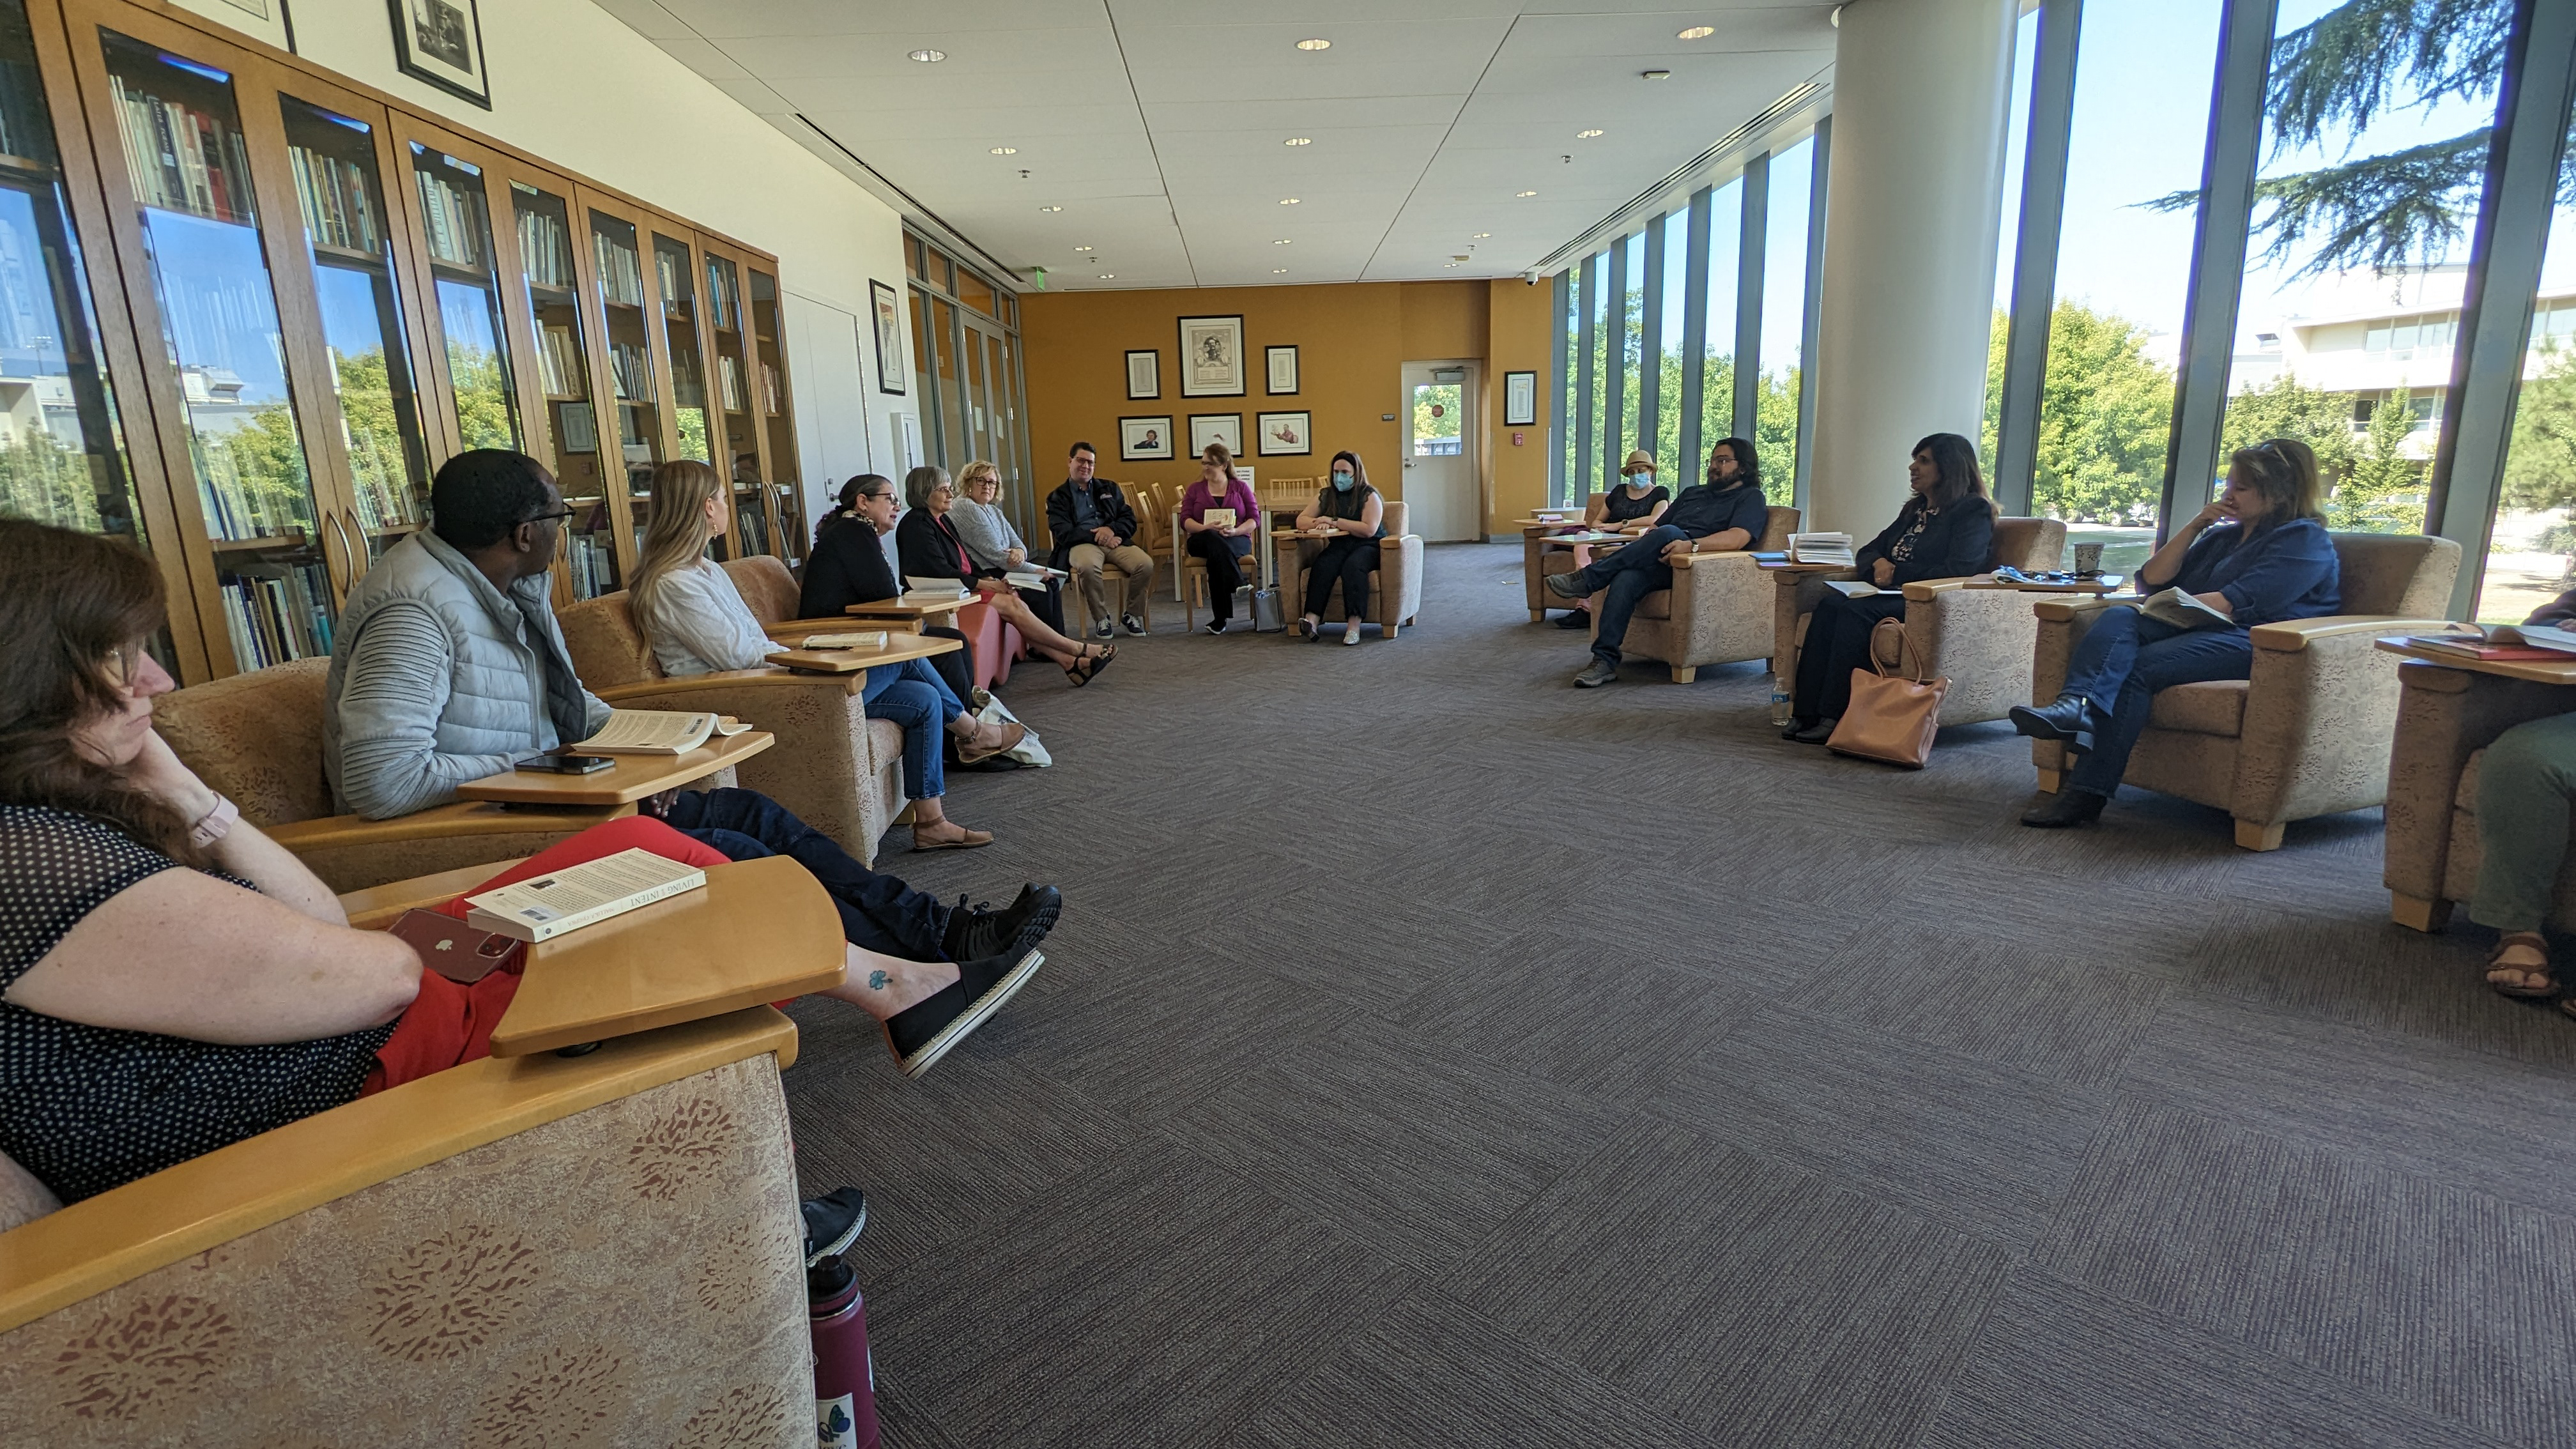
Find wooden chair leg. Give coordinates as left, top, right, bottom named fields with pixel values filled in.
left=1529, top=609, right=1544, bottom=623
left=2390, top=893, right=2453, bottom=932
left=1386, top=622, right=1400, bottom=640
left=1669, top=666, right=1696, bottom=684
left=2233, top=818, right=2287, bottom=852
left=2035, top=767, right=2062, bottom=794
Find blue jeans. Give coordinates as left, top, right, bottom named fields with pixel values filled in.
left=2060, top=606, right=2256, bottom=797
left=863, top=657, right=964, bottom=801
left=656, top=788, right=950, bottom=960
left=1566, top=524, right=1684, bottom=666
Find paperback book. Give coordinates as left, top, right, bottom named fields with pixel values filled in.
left=464, top=848, right=707, bottom=943
left=571, top=709, right=751, bottom=755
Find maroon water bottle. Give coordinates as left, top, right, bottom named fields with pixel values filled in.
left=808, top=1257, right=880, bottom=1449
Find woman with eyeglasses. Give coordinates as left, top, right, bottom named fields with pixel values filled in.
left=947, top=459, right=1067, bottom=639
left=898, top=465, right=1115, bottom=687
left=802, top=473, right=976, bottom=703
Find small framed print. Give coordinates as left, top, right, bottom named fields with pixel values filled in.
left=1119, top=416, right=1173, bottom=461
left=556, top=401, right=597, bottom=454
left=870, top=280, right=906, bottom=396
left=1125, top=348, right=1160, bottom=400
left=1256, top=410, right=1312, bottom=457
left=172, top=0, right=295, bottom=51
left=1189, top=413, right=1243, bottom=456
left=1266, top=345, right=1299, bottom=395
left=1505, top=369, right=1538, bottom=427
left=1178, top=314, right=1246, bottom=397
left=387, top=0, right=490, bottom=107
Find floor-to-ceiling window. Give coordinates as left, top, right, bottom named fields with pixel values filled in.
left=906, top=229, right=1034, bottom=534
left=1651, top=209, right=1689, bottom=476
left=1697, top=178, right=1745, bottom=473
left=1984, top=5, right=2042, bottom=474
left=1759, top=137, right=1815, bottom=494
left=2477, top=94, right=2576, bottom=621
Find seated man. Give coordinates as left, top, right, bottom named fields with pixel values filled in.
left=1543, top=436, right=1773, bottom=688
left=1045, top=440, right=1155, bottom=638
left=323, top=448, right=1059, bottom=1075
left=2478, top=583, right=2576, bottom=1013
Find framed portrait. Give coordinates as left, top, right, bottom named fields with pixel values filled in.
left=1188, top=413, right=1243, bottom=456
left=1504, top=369, right=1538, bottom=427
left=386, top=0, right=489, bottom=107
left=869, top=280, right=906, bottom=396
left=1255, top=411, right=1312, bottom=457
left=1119, top=416, right=1174, bottom=462
left=1125, top=349, right=1160, bottom=399
left=556, top=401, right=597, bottom=455
left=172, top=0, right=294, bottom=50
left=1177, top=314, right=1245, bottom=397
left=1265, top=345, right=1298, bottom=395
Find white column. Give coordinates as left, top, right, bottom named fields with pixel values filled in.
left=1805, top=0, right=2020, bottom=533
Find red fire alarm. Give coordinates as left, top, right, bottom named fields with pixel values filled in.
left=1511, top=431, right=1526, bottom=447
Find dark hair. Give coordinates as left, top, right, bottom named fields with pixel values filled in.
left=1910, top=433, right=1989, bottom=509
left=0, top=519, right=203, bottom=864
left=1709, top=436, right=1760, bottom=491
left=1328, top=450, right=1371, bottom=494
left=430, top=448, right=555, bottom=551
left=815, top=474, right=894, bottom=547
left=1069, top=440, right=1096, bottom=459
left=2227, top=438, right=2326, bottom=522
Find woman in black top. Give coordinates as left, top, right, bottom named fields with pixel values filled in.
left=804, top=473, right=979, bottom=703
left=1554, top=450, right=1672, bottom=628
left=1782, top=433, right=1997, bottom=743
left=896, top=465, right=1113, bottom=684
left=1293, top=450, right=1388, bottom=645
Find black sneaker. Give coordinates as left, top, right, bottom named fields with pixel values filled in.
left=1203, top=620, right=1227, bottom=635
left=941, top=883, right=1061, bottom=963
left=882, top=949, right=1045, bottom=1078
left=802, top=1186, right=868, bottom=1267
left=2020, top=789, right=2107, bottom=829
left=1553, top=610, right=1591, bottom=628
left=1122, top=613, right=1147, bottom=636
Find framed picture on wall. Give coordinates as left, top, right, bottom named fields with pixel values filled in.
left=172, top=0, right=295, bottom=51
left=1189, top=413, right=1243, bottom=456
left=1120, top=416, right=1174, bottom=461
left=870, top=280, right=907, bottom=396
left=1266, top=345, right=1298, bottom=395
left=1256, top=411, right=1311, bottom=457
left=386, top=0, right=491, bottom=107
left=1504, top=369, right=1538, bottom=427
left=1177, top=314, right=1246, bottom=397
left=1126, top=349, right=1160, bottom=399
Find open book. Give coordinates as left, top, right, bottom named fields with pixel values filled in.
left=2405, top=622, right=2576, bottom=659
left=1825, top=579, right=1887, bottom=599
left=572, top=709, right=750, bottom=755
left=1203, top=507, right=1238, bottom=530
left=901, top=575, right=968, bottom=597
left=1788, top=532, right=1855, bottom=566
left=797, top=631, right=891, bottom=650
left=2138, top=586, right=2235, bottom=631
left=1004, top=569, right=1064, bottom=590
left=464, top=847, right=707, bottom=942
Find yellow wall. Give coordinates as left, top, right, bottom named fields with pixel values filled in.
left=1021, top=280, right=1551, bottom=535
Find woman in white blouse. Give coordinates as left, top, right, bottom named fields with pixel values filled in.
left=948, top=459, right=1065, bottom=637
left=629, top=461, right=1018, bottom=849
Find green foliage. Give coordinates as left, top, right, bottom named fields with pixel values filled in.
left=0, top=426, right=107, bottom=533
left=2333, top=387, right=2428, bottom=531
left=446, top=343, right=518, bottom=452
left=2219, top=371, right=2358, bottom=484
left=2503, top=341, right=2576, bottom=514
left=1989, top=303, right=2182, bottom=525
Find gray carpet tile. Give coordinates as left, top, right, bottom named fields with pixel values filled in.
left=772, top=543, right=2573, bottom=1446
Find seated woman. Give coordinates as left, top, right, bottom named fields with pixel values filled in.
left=813, top=475, right=865, bottom=551
left=627, top=460, right=1017, bottom=850
left=802, top=473, right=975, bottom=704
left=1293, top=450, right=1386, bottom=645
left=1180, top=441, right=1262, bottom=634
left=897, top=464, right=1115, bottom=686
left=948, top=458, right=1066, bottom=638
left=0, top=521, right=1044, bottom=1204
left=1554, top=450, right=1671, bottom=629
left=1782, top=433, right=1997, bottom=743
left=2474, top=585, right=2576, bottom=1010
left=2010, top=437, right=2340, bottom=828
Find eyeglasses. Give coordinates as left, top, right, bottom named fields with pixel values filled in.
left=525, top=508, right=574, bottom=532
left=100, top=642, right=146, bottom=687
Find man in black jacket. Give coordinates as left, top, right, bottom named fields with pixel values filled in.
left=1045, top=441, right=1155, bottom=637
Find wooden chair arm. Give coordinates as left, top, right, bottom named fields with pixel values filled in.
left=266, top=801, right=627, bottom=853
left=0, top=1008, right=797, bottom=1334
left=1900, top=578, right=1977, bottom=602
left=762, top=616, right=883, bottom=640
left=2034, top=595, right=2126, bottom=622
left=1671, top=548, right=1760, bottom=571
left=2250, top=615, right=2460, bottom=652
left=595, top=669, right=862, bottom=700
left=336, top=857, right=532, bottom=928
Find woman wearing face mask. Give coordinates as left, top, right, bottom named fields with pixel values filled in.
left=1542, top=436, right=1772, bottom=688
left=1294, top=450, right=1386, bottom=645
left=1179, top=441, right=1262, bottom=634
left=1552, top=449, right=1671, bottom=628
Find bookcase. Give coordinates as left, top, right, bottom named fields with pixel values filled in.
left=0, top=0, right=809, bottom=678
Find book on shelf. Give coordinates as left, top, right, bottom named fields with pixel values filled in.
left=567, top=529, right=614, bottom=597
left=107, top=74, right=253, bottom=224
left=2403, top=623, right=2576, bottom=659
left=288, top=145, right=381, bottom=254
left=2138, top=586, right=2237, bottom=631
left=592, top=232, right=645, bottom=306
left=537, top=323, right=585, bottom=398
left=717, top=354, right=746, bottom=413
left=411, top=167, right=485, bottom=271
left=516, top=206, right=575, bottom=290
left=760, top=362, right=781, bottom=416
left=704, top=269, right=732, bottom=330
left=464, top=847, right=707, bottom=943
left=571, top=709, right=750, bottom=755
left=1787, top=532, right=1855, bottom=566
left=217, top=563, right=330, bottom=669
left=654, top=247, right=684, bottom=315
left=609, top=341, right=650, bottom=401
left=797, top=631, right=891, bottom=650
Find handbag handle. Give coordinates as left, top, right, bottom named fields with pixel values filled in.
left=1870, top=618, right=1928, bottom=684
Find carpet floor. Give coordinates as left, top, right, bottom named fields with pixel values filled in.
left=779, top=542, right=2576, bottom=1449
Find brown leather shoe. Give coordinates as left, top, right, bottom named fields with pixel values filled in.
left=956, top=719, right=1027, bottom=765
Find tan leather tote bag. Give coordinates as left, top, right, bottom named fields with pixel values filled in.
left=1826, top=619, right=1949, bottom=768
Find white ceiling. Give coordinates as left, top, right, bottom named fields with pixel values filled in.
left=589, top=0, right=1839, bottom=292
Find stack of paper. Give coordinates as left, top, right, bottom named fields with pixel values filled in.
left=1788, top=532, right=1855, bottom=566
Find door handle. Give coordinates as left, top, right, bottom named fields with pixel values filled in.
left=327, top=510, right=358, bottom=588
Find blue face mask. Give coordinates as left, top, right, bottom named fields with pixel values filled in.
left=1331, top=471, right=1354, bottom=491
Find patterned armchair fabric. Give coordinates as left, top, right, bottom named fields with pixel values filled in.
left=153, top=661, right=608, bottom=893
left=1592, top=506, right=1800, bottom=683
left=1274, top=500, right=1427, bottom=637
left=2382, top=661, right=2576, bottom=931
left=0, top=1022, right=810, bottom=1448
left=558, top=586, right=903, bottom=862
left=2029, top=532, right=2462, bottom=850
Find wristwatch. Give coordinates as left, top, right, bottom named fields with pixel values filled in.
left=188, top=792, right=239, bottom=848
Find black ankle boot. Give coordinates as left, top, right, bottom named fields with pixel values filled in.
left=2008, top=693, right=2099, bottom=755
left=2020, top=789, right=2106, bottom=829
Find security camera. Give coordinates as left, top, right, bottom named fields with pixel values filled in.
left=1524, top=270, right=1540, bottom=286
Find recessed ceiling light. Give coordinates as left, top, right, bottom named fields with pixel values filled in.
left=1641, top=69, right=1671, bottom=80
left=1295, top=37, right=1330, bottom=50
left=1678, top=25, right=1715, bottom=39
left=1576, top=128, right=1604, bottom=139
left=1473, top=233, right=1491, bottom=238
left=1273, top=268, right=1288, bottom=273
left=1039, top=205, right=1062, bottom=212
left=1073, top=245, right=1092, bottom=251
left=1279, top=197, right=1300, bottom=205
left=908, top=48, right=946, bottom=63
left=1273, top=238, right=1292, bottom=245
left=1098, top=273, right=1116, bottom=279
left=990, top=146, right=1017, bottom=155
left=1284, top=137, right=1312, bottom=146
left=1515, top=190, right=1538, bottom=197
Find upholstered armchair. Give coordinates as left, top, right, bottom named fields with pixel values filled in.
left=154, top=659, right=621, bottom=894
left=1770, top=516, right=2069, bottom=726
left=2028, top=532, right=2462, bottom=850
left=731, top=553, right=1019, bottom=694
left=2383, top=661, right=2576, bottom=931
left=1528, top=492, right=1611, bottom=618
left=1274, top=500, right=1427, bottom=638
left=559, top=577, right=905, bottom=862
left=1589, top=505, right=1800, bottom=683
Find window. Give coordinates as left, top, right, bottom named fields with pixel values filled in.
left=1696, top=178, right=1743, bottom=470
left=1616, top=232, right=1644, bottom=460
left=1984, top=6, right=2041, bottom=467
left=2480, top=96, right=2576, bottom=621
left=1758, top=135, right=1814, bottom=498
left=1649, top=208, right=1688, bottom=475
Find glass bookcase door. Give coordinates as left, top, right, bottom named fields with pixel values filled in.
left=587, top=206, right=659, bottom=559
left=98, top=29, right=333, bottom=671
left=702, top=247, right=768, bottom=557
left=507, top=177, right=610, bottom=595
left=648, top=229, right=710, bottom=552
left=407, top=141, right=518, bottom=457
left=749, top=265, right=802, bottom=565
left=278, top=96, right=428, bottom=564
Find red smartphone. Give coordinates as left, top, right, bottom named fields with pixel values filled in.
left=516, top=753, right=613, bottom=774
left=387, top=910, right=527, bottom=983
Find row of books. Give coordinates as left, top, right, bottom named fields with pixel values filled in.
left=566, top=528, right=618, bottom=598
left=535, top=322, right=586, bottom=399
left=654, top=247, right=690, bottom=317
left=594, top=232, right=645, bottom=307
left=761, top=361, right=783, bottom=416
left=107, top=73, right=253, bottom=225
left=288, top=144, right=381, bottom=254
left=218, top=565, right=330, bottom=670
left=413, top=167, right=487, bottom=271
left=196, top=463, right=309, bottom=542
left=608, top=341, right=651, bottom=402
left=717, top=353, right=746, bottom=413
left=517, top=206, right=575, bottom=291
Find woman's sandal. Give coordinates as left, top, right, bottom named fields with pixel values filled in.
left=956, top=720, right=1026, bottom=766
left=2487, top=931, right=2556, bottom=999
left=1063, top=644, right=1116, bottom=686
